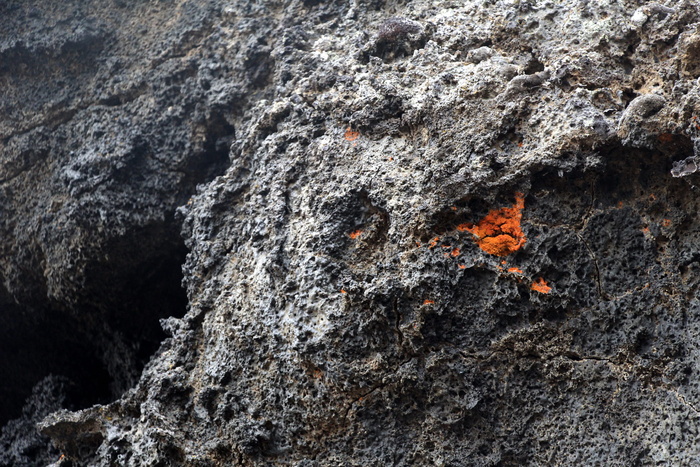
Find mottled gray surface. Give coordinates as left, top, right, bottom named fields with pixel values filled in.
left=3, top=0, right=700, bottom=465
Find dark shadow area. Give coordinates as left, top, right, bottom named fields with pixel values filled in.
left=0, top=303, right=112, bottom=426
left=0, top=137, right=231, bottom=430
left=78, top=223, right=191, bottom=397
left=0, top=224, right=190, bottom=426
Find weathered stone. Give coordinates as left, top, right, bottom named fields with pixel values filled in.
left=2, top=0, right=700, bottom=465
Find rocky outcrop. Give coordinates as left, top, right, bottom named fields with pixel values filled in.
left=3, top=0, right=700, bottom=465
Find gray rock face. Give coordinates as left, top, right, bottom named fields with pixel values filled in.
left=3, top=0, right=700, bottom=465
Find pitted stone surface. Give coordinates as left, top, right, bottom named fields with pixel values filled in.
left=3, top=0, right=700, bottom=465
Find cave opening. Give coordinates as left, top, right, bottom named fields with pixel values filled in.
left=0, top=115, right=234, bottom=431
left=0, top=227, right=190, bottom=428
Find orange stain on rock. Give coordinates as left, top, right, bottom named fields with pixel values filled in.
left=348, top=229, right=363, bottom=239
left=344, top=127, right=360, bottom=141
left=423, top=299, right=435, bottom=305
left=428, top=237, right=440, bottom=249
left=531, top=277, right=552, bottom=294
left=458, top=264, right=467, bottom=269
left=451, top=248, right=461, bottom=257
left=508, top=267, right=523, bottom=274
left=458, top=193, right=527, bottom=256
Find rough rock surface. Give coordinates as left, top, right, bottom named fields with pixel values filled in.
left=0, top=377, right=70, bottom=466
left=4, top=0, right=700, bottom=465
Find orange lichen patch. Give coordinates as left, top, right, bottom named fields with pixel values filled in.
left=460, top=193, right=527, bottom=256
left=641, top=226, right=650, bottom=234
left=340, top=289, right=347, bottom=294
left=617, top=201, right=624, bottom=208
left=450, top=248, right=461, bottom=257
left=441, top=244, right=452, bottom=249
left=451, top=206, right=457, bottom=211
left=428, top=237, right=440, bottom=249
left=458, top=264, right=467, bottom=269
left=348, top=229, right=363, bottom=239
left=344, top=127, right=360, bottom=141
left=658, top=133, right=675, bottom=143
left=423, top=299, right=435, bottom=305
left=508, top=267, right=523, bottom=274
left=531, top=277, right=552, bottom=294
left=662, top=219, right=672, bottom=227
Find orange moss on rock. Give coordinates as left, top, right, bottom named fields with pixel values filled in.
left=531, top=277, right=551, bottom=294
left=458, top=193, right=526, bottom=256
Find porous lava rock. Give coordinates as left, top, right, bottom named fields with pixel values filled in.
left=3, top=0, right=700, bottom=465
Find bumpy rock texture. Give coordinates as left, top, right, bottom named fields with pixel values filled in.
left=3, top=0, right=700, bottom=465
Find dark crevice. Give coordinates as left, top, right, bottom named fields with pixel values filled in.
left=0, top=222, right=190, bottom=427
left=0, top=303, right=112, bottom=426
left=180, top=112, right=235, bottom=194
left=0, top=127, right=232, bottom=439
left=78, top=224, right=191, bottom=396
left=575, top=232, right=609, bottom=301
left=393, top=297, right=404, bottom=346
